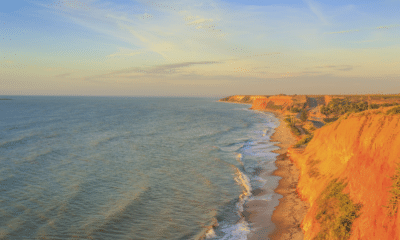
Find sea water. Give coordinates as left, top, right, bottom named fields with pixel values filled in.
left=0, top=96, right=281, bottom=239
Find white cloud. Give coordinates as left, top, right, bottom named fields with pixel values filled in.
left=303, top=0, right=328, bottom=24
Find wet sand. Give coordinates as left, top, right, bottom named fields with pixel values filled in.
left=244, top=111, right=309, bottom=240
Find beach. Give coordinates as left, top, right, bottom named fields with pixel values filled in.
left=268, top=112, right=309, bottom=240
left=240, top=110, right=309, bottom=240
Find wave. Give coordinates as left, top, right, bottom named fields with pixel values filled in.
left=65, top=184, right=150, bottom=239
left=219, top=219, right=250, bottom=240
left=0, top=133, right=38, bottom=149
left=89, top=131, right=132, bottom=147
left=233, top=167, right=252, bottom=214
left=236, top=153, right=244, bottom=167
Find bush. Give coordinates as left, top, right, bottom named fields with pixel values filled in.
left=240, top=96, right=251, bottom=103
left=321, top=99, right=368, bottom=117
left=384, top=163, right=400, bottom=216
left=290, top=107, right=301, bottom=113
left=323, top=117, right=339, bottom=123
left=370, top=104, right=380, bottom=109
left=386, top=106, right=400, bottom=115
left=290, top=125, right=301, bottom=136
left=315, top=179, right=362, bottom=240
left=300, top=110, right=308, bottom=122
left=294, top=134, right=313, bottom=148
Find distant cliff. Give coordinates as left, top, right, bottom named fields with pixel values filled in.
left=220, top=95, right=309, bottom=112
left=289, top=107, right=400, bottom=239
left=219, top=95, right=269, bottom=104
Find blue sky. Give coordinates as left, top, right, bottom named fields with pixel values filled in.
left=1, top=0, right=400, bottom=96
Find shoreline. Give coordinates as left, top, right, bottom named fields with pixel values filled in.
left=217, top=101, right=309, bottom=239
left=240, top=110, right=309, bottom=240
left=267, top=112, right=309, bottom=240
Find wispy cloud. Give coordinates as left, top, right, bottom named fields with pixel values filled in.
left=54, top=73, right=72, bottom=78
left=84, top=61, right=220, bottom=80
left=325, top=29, right=359, bottom=34
left=314, top=65, right=354, bottom=71
left=303, top=0, right=328, bottom=24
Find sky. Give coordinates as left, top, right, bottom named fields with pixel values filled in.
left=1, top=0, right=399, bottom=96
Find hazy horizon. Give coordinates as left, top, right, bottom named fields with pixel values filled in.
left=1, top=0, right=399, bottom=96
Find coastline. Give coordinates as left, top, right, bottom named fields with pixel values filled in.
left=218, top=100, right=309, bottom=239
left=267, top=112, right=309, bottom=240
left=242, top=110, right=308, bottom=240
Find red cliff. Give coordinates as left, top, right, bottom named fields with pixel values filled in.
left=250, top=96, right=294, bottom=111
left=289, top=108, right=400, bottom=239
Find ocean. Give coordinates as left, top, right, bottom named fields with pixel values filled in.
left=0, top=96, right=281, bottom=240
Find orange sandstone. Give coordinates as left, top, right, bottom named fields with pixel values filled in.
left=289, top=109, right=400, bottom=239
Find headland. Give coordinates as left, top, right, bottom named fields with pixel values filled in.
left=219, top=93, right=400, bottom=239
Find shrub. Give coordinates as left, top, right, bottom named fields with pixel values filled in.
left=323, top=117, right=339, bottom=123
left=314, top=179, right=362, bottom=240
left=386, top=106, right=400, bottom=115
left=294, top=134, right=313, bottom=148
left=240, top=96, right=251, bottom=103
left=384, top=163, right=400, bottom=217
left=321, top=99, right=368, bottom=117
left=300, top=110, right=308, bottom=122
left=290, top=125, right=301, bottom=136
left=370, top=104, right=380, bottom=109
left=290, top=107, right=301, bottom=113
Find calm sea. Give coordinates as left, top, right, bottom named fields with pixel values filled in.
left=0, top=96, right=281, bottom=240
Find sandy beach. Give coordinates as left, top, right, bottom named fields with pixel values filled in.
left=241, top=111, right=309, bottom=240
left=267, top=112, right=309, bottom=240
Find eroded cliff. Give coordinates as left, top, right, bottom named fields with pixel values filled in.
left=289, top=108, right=400, bottom=239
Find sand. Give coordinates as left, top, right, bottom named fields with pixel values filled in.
left=241, top=111, right=309, bottom=240
left=218, top=101, right=309, bottom=239
left=268, top=112, right=309, bottom=240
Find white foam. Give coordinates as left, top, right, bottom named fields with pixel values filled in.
left=205, top=228, right=217, bottom=238
left=219, top=219, right=250, bottom=240
left=236, top=153, right=244, bottom=166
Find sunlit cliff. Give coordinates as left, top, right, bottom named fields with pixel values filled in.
left=289, top=108, right=400, bottom=239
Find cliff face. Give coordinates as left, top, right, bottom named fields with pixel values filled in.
left=289, top=109, right=400, bottom=239
left=250, top=96, right=296, bottom=111
left=219, top=95, right=267, bottom=104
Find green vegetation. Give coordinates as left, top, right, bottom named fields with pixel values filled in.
left=240, top=95, right=251, bottom=103
left=290, top=125, right=301, bottom=136
left=314, top=179, right=362, bottom=240
left=321, top=99, right=368, bottom=117
left=384, top=163, right=400, bottom=217
left=294, top=134, right=313, bottom=148
left=386, top=106, right=400, bottom=115
left=268, top=105, right=283, bottom=110
left=323, top=117, right=339, bottom=123
left=290, top=106, right=301, bottom=113
left=370, top=104, right=380, bottom=109
left=266, top=101, right=282, bottom=110
left=387, top=107, right=400, bottom=114
left=382, top=103, right=400, bottom=107
left=283, top=115, right=301, bottom=136
left=300, top=110, right=308, bottom=122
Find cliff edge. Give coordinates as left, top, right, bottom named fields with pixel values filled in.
left=289, top=108, right=400, bottom=239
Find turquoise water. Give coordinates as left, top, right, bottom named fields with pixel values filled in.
left=0, top=97, right=280, bottom=239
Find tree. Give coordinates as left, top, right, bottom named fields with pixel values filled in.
left=300, top=110, right=308, bottom=122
